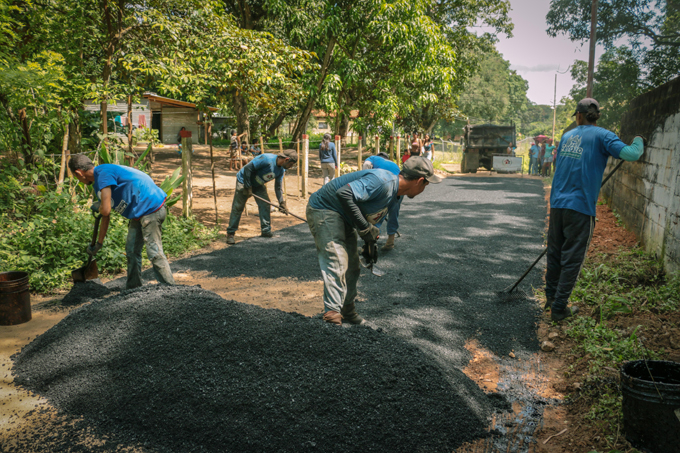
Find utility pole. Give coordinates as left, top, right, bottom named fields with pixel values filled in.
left=586, top=0, right=598, bottom=97
left=552, top=73, right=557, bottom=140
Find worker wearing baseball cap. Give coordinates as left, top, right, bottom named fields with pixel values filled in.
left=226, top=150, right=298, bottom=244
left=362, top=152, right=402, bottom=250
left=306, top=156, right=442, bottom=325
left=545, top=97, right=645, bottom=321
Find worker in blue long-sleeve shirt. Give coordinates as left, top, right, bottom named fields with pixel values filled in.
left=545, top=98, right=645, bottom=321
left=363, top=152, right=402, bottom=251
left=226, top=151, right=297, bottom=244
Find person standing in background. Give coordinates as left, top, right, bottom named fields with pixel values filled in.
left=423, top=135, right=434, bottom=161
left=529, top=140, right=540, bottom=175
left=319, top=133, right=338, bottom=185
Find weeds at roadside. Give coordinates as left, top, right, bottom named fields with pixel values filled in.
left=558, top=248, right=678, bottom=451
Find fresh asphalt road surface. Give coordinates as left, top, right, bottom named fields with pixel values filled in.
left=169, top=175, right=546, bottom=365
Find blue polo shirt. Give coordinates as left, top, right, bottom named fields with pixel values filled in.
left=365, top=156, right=400, bottom=175
left=551, top=125, right=626, bottom=216
left=530, top=145, right=540, bottom=158
left=309, top=170, right=399, bottom=226
left=237, top=153, right=285, bottom=187
left=93, top=164, right=166, bottom=219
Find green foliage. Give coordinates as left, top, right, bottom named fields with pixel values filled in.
left=571, top=249, right=679, bottom=313
left=0, top=156, right=216, bottom=293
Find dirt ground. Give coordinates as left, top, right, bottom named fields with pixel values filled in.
left=0, top=153, right=669, bottom=452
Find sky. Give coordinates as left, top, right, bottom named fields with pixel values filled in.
left=489, top=0, right=604, bottom=106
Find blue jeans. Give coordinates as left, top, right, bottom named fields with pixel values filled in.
left=227, top=182, right=271, bottom=234
left=376, top=196, right=402, bottom=235
left=529, top=156, right=538, bottom=175
left=306, top=205, right=360, bottom=313
left=125, top=205, right=175, bottom=289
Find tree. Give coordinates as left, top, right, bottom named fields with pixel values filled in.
left=546, top=0, right=680, bottom=86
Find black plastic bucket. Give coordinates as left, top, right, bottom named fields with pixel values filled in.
left=0, top=271, right=31, bottom=326
left=621, top=360, right=680, bottom=453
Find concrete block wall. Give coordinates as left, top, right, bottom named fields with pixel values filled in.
left=160, top=107, right=199, bottom=145
left=601, top=76, right=680, bottom=273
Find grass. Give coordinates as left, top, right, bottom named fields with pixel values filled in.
left=557, top=248, right=680, bottom=451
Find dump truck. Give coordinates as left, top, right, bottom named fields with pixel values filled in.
left=460, top=123, right=516, bottom=173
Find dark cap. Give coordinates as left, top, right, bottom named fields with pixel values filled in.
left=573, top=98, right=600, bottom=116
left=377, top=152, right=389, bottom=159
left=402, top=156, right=442, bottom=183
left=278, top=149, right=298, bottom=163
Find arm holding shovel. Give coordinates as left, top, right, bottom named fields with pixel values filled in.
left=87, top=187, right=111, bottom=256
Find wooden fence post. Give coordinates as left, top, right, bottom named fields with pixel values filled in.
left=302, top=134, right=309, bottom=198
left=357, top=136, right=363, bottom=170
left=181, top=131, right=193, bottom=218
left=208, top=120, right=219, bottom=225
left=279, top=137, right=283, bottom=155
left=335, top=135, right=341, bottom=178
left=375, top=135, right=380, bottom=155
left=396, top=135, right=401, bottom=165
left=296, top=140, right=301, bottom=196
left=389, top=136, right=394, bottom=160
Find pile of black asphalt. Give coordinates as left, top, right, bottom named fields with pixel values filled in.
left=60, top=279, right=112, bottom=306
left=12, top=176, right=547, bottom=452
left=13, top=284, right=503, bottom=453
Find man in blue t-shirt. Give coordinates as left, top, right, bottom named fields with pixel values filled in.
left=226, top=151, right=298, bottom=244
left=529, top=141, right=541, bottom=175
left=68, top=155, right=175, bottom=290
left=362, top=152, right=402, bottom=251
left=307, top=156, right=442, bottom=326
left=545, top=98, right=644, bottom=321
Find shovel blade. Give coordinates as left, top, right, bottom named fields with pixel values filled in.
left=72, top=259, right=98, bottom=283
left=371, top=265, right=386, bottom=277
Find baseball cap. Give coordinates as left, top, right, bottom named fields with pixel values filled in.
left=377, top=152, right=389, bottom=159
left=402, top=156, right=442, bottom=183
left=573, top=98, right=600, bottom=116
left=278, top=149, right=298, bottom=163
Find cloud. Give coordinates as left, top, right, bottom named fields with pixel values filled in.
left=511, top=64, right=561, bottom=72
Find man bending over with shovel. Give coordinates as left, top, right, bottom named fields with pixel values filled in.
left=546, top=98, right=644, bottom=321
left=68, top=154, right=175, bottom=289
left=307, top=156, right=441, bottom=325
left=226, top=150, right=298, bottom=244
left=362, top=152, right=402, bottom=251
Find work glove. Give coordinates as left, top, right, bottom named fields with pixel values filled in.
left=279, top=199, right=288, bottom=214
left=242, top=186, right=253, bottom=198
left=359, top=225, right=380, bottom=244
left=90, top=201, right=101, bottom=214
left=86, top=242, right=103, bottom=256
left=361, top=241, right=379, bottom=265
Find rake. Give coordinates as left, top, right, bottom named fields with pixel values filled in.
left=498, top=159, right=625, bottom=302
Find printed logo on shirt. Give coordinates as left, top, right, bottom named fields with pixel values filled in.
left=255, top=172, right=275, bottom=185
left=561, top=135, right=584, bottom=159
left=114, top=200, right=129, bottom=215
left=366, top=207, right=388, bottom=225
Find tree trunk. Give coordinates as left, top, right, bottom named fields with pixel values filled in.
left=127, top=94, right=133, bottom=164
left=57, top=118, right=70, bottom=193
left=291, top=36, right=337, bottom=142
left=266, top=111, right=287, bottom=138
left=68, top=113, right=82, bottom=154
left=18, top=108, right=33, bottom=163
left=233, top=91, right=250, bottom=137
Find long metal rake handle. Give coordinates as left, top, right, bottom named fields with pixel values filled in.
left=251, top=194, right=306, bottom=222
left=508, top=159, right=625, bottom=291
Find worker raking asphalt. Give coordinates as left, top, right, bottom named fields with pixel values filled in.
left=12, top=285, right=503, bottom=452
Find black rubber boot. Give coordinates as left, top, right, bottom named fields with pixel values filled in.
left=261, top=231, right=273, bottom=238
left=551, top=306, right=579, bottom=322
left=544, top=297, right=554, bottom=311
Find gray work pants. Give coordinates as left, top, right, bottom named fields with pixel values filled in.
left=126, top=205, right=175, bottom=289
left=306, top=204, right=360, bottom=313
left=227, top=182, right=271, bottom=235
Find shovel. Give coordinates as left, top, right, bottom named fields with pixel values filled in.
left=360, top=243, right=385, bottom=277
left=71, top=213, right=102, bottom=283
left=251, top=194, right=306, bottom=222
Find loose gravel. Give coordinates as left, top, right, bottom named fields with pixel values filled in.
left=12, top=284, right=502, bottom=453
left=60, top=280, right=112, bottom=306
